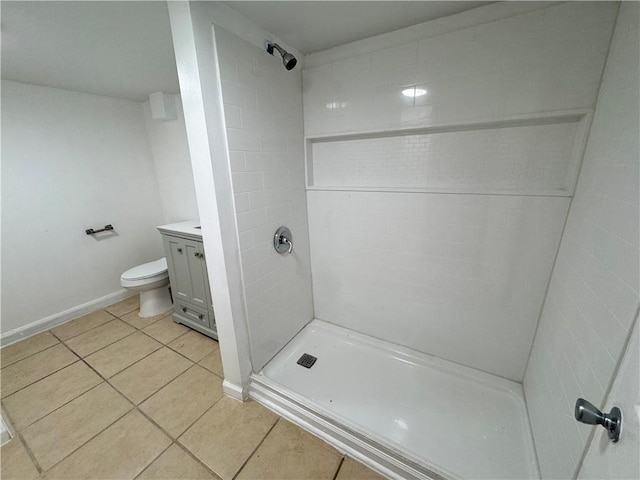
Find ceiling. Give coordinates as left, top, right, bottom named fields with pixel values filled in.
left=225, top=1, right=492, bottom=54
left=1, top=1, right=179, bottom=102
left=1, top=1, right=491, bottom=102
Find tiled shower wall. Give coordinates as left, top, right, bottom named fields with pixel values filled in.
left=303, top=2, right=617, bottom=381
left=524, top=4, right=640, bottom=478
left=214, top=28, right=314, bottom=371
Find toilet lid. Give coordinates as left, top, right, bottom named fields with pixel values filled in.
left=121, top=258, right=167, bottom=281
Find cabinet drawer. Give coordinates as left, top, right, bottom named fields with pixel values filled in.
left=175, top=304, right=209, bottom=328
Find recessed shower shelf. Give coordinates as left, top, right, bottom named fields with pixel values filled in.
left=305, top=110, right=592, bottom=197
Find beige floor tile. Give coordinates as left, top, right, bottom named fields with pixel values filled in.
left=110, top=347, right=192, bottom=404
left=137, top=444, right=217, bottom=480
left=0, top=436, right=39, bottom=480
left=1, top=332, right=59, bottom=368
left=51, top=310, right=116, bottom=341
left=3, top=361, right=102, bottom=429
left=140, top=365, right=223, bottom=438
left=22, top=382, right=133, bottom=471
left=64, top=319, right=135, bottom=357
left=85, top=332, right=162, bottom=378
left=168, top=330, right=218, bottom=363
left=1, top=344, right=78, bottom=398
left=179, top=397, right=278, bottom=480
left=143, top=317, right=189, bottom=345
left=335, top=457, right=386, bottom=480
left=41, top=410, right=171, bottom=480
left=104, top=296, right=140, bottom=317
left=198, top=348, right=224, bottom=379
left=236, top=419, right=342, bottom=480
left=121, top=309, right=171, bottom=330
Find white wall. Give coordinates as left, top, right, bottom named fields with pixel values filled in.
left=578, top=315, right=639, bottom=480
left=215, top=27, right=314, bottom=371
left=143, top=95, right=199, bottom=224
left=302, top=2, right=617, bottom=381
left=524, top=3, right=639, bottom=478
left=1, top=80, right=165, bottom=336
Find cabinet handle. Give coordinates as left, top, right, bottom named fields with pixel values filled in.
left=182, top=307, right=187, bottom=313
left=177, top=248, right=183, bottom=253
left=198, top=314, right=204, bottom=320
left=194, top=252, right=199, bottom=257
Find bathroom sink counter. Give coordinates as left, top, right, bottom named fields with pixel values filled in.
left=157, top=221, right=202, bottom=241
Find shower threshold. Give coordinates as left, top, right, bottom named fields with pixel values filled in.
left=250, top=320, right=539, bottom=480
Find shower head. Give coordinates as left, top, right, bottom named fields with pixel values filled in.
left=266, top=42, right=297, bottom=71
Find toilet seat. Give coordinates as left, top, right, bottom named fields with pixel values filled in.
left=121, top=258, right=168, bottom=288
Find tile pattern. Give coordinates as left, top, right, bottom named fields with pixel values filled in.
left=215, top=27, right=315, bottom=372
left=1, top=332, right=59, bottom=367
left=523, top=5, right=640, bottom=479
left=301, top=1, right=618, bottom=386
left=303, top=2, right=617, bottom=136
left=0, top=303, right=383, bottom=479
left=50, top=309, right=116, bottom=341
left=236, top=419, right=342, bottom=479
left=3, top=361, right=101, bottom=429
left=308, top=190, right=570, bottom=381
left=64, top=319, right=136, bottom=357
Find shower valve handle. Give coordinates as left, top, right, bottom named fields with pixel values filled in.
left=575, top=398, right=622, bottom=442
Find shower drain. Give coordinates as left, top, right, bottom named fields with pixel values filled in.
left=297, top=353, right=317, bottom=368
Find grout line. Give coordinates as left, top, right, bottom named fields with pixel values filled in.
left=332, top=456, right=346, bottom=480
left=8, top=379, right=105, bottom=432
left=1, top=341, right=67, bottom=371
left=132, top=442, right=174, bottom=480
left=1, top=336, right=61, bottom=369
left=60, top=318, right=141, bottom=356
left=172, top=438, right=224, bottom=480
left=6, top=316, right=225, bottom=478
left=232, top=417, right=281, bottom=480
left=1, top=407, right=44, bottom=474
left=0, top=347, right=82, bottom=400
left=48, top=311, right=118, bottom=344
left=30, top=400, right=134, bottom=474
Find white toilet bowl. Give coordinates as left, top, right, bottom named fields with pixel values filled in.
left=121, top=258, right=173, bottom=317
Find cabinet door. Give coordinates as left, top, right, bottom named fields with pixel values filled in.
left=164, top=236, right=192, bottom=305
left=184, top=239, right=209, bottom=310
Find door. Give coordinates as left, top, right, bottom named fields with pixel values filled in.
left=165, top=236, right=192, bottom=305
left=184, top=239, right=209, bottom=311
left=577, top=317, right=639, bottom=479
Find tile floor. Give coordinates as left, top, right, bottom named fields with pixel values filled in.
left=0, top=297, right=384, bottom=480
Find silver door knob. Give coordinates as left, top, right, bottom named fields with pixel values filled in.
left=575, top=398, right=622, bottom=442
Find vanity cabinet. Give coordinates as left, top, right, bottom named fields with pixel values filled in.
left=158, top=222, right=217, bottom=340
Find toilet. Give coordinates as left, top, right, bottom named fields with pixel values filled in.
left=120, top=258, right=173, bottom=317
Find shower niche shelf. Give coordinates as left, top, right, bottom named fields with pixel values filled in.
left=305, top=110, right=592, bottom=197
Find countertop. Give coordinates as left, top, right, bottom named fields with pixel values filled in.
left=157, top=220, right=203, bottom=240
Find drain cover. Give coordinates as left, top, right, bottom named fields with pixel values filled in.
left=297, top=353, right=317, bottom=369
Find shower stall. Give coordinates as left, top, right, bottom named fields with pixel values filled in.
left=169, top=2, right=639, bottom=479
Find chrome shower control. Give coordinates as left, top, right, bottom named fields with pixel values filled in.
left=274, top=226, right=293, bottom=254
left=575, top=398, right=622, bottom=442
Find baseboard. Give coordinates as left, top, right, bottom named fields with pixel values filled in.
left=0, top=290, right=133, bottom=347
left=249, top=375, right=446, bottom=480
left=223, top=379, right=248, bottom=402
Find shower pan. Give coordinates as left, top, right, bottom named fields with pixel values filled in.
left=251, top=321, right=539, bottom=480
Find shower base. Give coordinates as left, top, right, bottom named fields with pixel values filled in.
left=250, top=319, right=539, bottom=480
